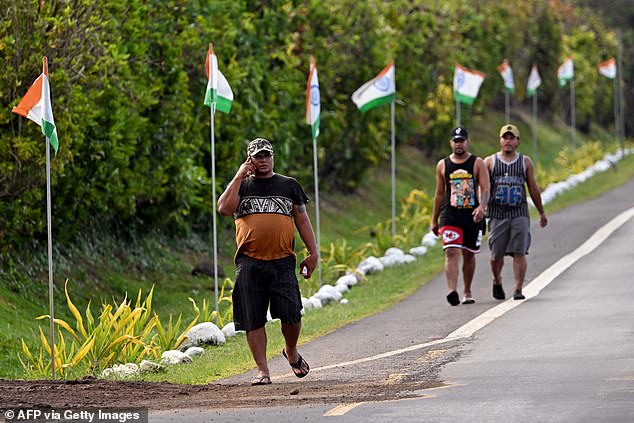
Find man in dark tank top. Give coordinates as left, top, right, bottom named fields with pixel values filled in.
left=485, top=124, right=548, bottom=301
left=431, top=127, right=490, bottom=306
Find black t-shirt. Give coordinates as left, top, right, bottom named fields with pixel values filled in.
left=234, top=173, right=308, bottom=260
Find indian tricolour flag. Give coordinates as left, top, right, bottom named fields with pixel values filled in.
left=598, top=58, right=616, bottom=79
left=12, top=57, right=59, bottom=154
left=454, top=64, right=486, bottom=105
left=526, top=64, right=542, bottom=97
left=306, top=56, right=320, bottom=139
left=204, top=43, right=233, bottom=113
left=497, top=59, right=515, bottom=94
left=351, top=61, right=395, bottom=113
left=557, top=56, right=574, bottom=87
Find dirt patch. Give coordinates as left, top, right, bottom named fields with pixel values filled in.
left=0, top=377, right=443, bottom=411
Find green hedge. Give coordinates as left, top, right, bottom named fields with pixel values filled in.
left=0, top=0, right=621, bottom=258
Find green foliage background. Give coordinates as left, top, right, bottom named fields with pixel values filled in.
left=0, top=0, right=627, bottom=258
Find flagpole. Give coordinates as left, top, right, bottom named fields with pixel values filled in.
left=617, top=30, right=625, bottom=156
left=45, top=134, right=56, bottom=380
left=456, top=98, right=461, bottom=126
left=505, top=91, right=510, bottom=122
left=570, top=79, right=576, bottom=150
left=210, top=103, right=219, bottom=318
left=532, top=92, right=538, bottom=161
left=390, top=100, right=396, bottom=239
left=311, top=134, right=322, bottom=286
left=613, top=74, right=620, bottom=148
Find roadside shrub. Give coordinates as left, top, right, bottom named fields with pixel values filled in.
left=19, top=281, right=198, bottom=378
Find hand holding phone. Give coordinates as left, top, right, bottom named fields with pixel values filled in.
left=241, top=158, right=255, bottom=178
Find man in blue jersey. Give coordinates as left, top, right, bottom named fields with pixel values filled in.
left=485, top=124, right=548, bottom=301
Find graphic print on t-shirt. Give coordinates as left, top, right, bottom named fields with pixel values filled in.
left=449, top=169, right=475, bottom=208
left=235, top=196, right=294, bottom=218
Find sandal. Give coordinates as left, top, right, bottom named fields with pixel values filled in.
left=251, top=375, right=272, bottom=385
left=282, top=349, right=310, bottom=378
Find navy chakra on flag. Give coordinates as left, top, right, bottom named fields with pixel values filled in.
left=311, top=84, right=320, bottom=106
left=456, top=71, right=465, bottom=89
left=373, top=75, right=391, bottom=92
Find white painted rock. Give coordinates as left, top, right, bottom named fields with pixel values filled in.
left=181, top=322, right=226, bottom=350
left=305, top=296, right=322, bottom=309
left=422, top=232, right=438, bottom=247
left=102, top=363, right=140, bottom=378
left=184, top=347, right=205, bottom=357
left=409, top=246, right=428, bottom=256
left=384, top=247, right=405, bottom=257
left=222, top=322, right=241, bottom=338
left=336, top=274, right=358, bottom=288
left=357, top=256, right=384, bottom=274
left=139, top=360, right=164, bottom=373
left=314, top=284, right=343, bottom=304
left=161, top=350, right=193, bottom=365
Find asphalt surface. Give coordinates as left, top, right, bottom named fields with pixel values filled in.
left=152, top=174, right=634, bottom=422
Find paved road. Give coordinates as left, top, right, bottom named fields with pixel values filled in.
left=152, top=176, right=634, bottom=422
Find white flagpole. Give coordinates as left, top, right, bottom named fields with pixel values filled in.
left=617, top=30, right=625, bottom=156
left=532, top=92, right=538, bottom=160
left=312, top=134, right=322, bottom=286
left=390, top=100, right=396, bottom=239
left=210, top=103, right=219, bottom=316
left=505, top=91, right=510, bottom=122
left=456, top=98, right=461, bottom=126
left=570, top=79, right=576, bottom=150
left=613, top=75, right=619, bottom=147
left=45, top=134, right=56, bottom=380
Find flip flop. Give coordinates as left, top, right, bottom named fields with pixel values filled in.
left=282, top=349, right=310, bottom=378
left=251, top=375, right=272, bottom=385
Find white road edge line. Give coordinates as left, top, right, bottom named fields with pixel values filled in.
left=322, top=208, right=633, bottom=416
left=321, top=208, right=634, bottom=417
left=317, top=206, right=633, bottom=374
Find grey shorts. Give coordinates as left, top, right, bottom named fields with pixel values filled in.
left=488, top=216, right=531, bottom=259
left=233, top=254, right=302, bottom=332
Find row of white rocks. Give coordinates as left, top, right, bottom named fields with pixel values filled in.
left=302, top=233, right=439, bottom=310
left=103, top=148, right=632, bottom=378
left=531, top=149, right=633, bottom=207
left=101, top=236, right=441, bottom=378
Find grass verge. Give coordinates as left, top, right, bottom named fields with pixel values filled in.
left=139, top=247, right=446, bottom=384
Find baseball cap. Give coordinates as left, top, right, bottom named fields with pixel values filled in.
left=450, top=126, right=469, bottom=140
left=247, top=138, right=274, bottom=157
left=499, top=124, right=520, bottom=138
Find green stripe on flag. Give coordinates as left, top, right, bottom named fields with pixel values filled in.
left=311, top=115, right=320, bottom=139
left=42, top=119, right=58, bottom=154
left=358, top=93, right=395, bottom=113
left=216, top=96, right=232, bottom=114
left=204, top=89, right=216, bottom=107
left=455, top=92, right=477, bottom=105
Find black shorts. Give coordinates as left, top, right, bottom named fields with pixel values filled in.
left=233, top=254, right=303, bottom=332
left=439, top=220, right=484, bottom=253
